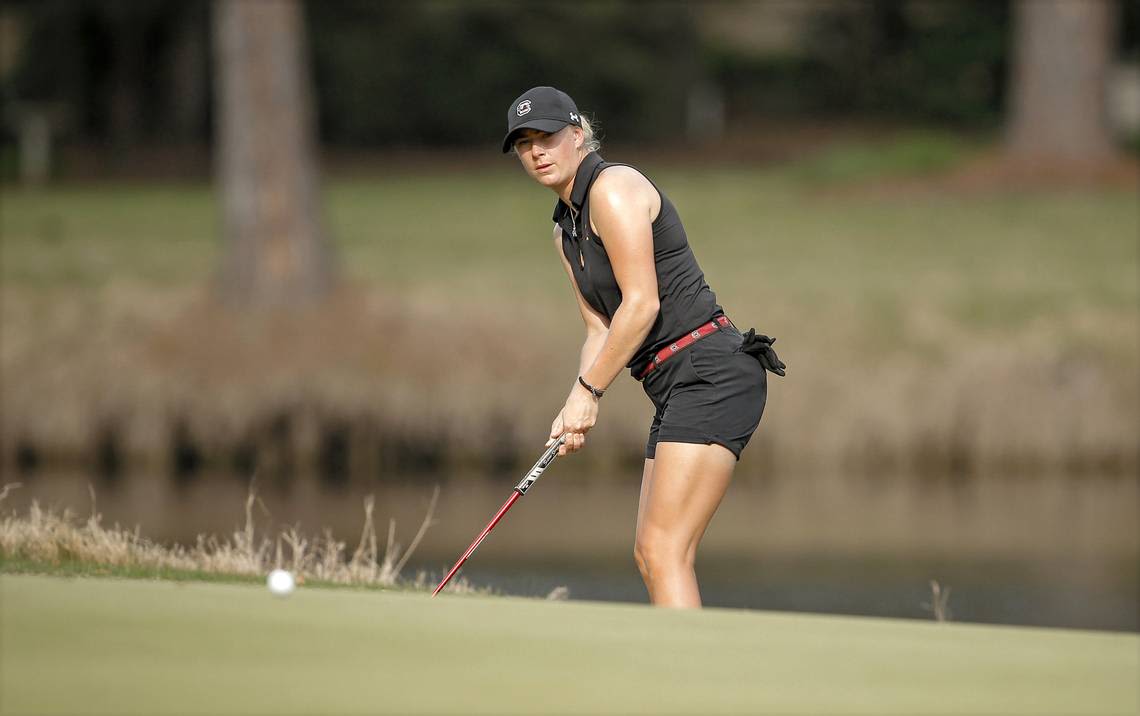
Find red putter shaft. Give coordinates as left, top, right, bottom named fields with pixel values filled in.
left=431, top=491, right=520, bottom=597
left=432, top=435, right=566, bottom=597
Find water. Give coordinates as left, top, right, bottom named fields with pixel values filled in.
left=466, top=555, right=1137, bottom=632
left=3, top=468, right=1136, bottom=631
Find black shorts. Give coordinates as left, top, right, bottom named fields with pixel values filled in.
left=641, top=323, right=767, bottom=461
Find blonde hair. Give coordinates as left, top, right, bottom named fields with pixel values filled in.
left=579, top=114, right=601, bottom=153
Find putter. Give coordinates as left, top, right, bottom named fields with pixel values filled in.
left=432, top=434, right=567, bottom=596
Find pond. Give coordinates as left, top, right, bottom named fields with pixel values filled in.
left=4, top=468, right=1136, bottom=632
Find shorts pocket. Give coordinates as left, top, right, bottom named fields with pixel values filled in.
left=684, top=349, right=718, bottom=386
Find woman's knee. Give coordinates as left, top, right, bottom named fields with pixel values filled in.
left=635, top=527, right=692, bottom=574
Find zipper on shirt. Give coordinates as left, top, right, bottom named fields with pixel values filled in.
left=569, top=206, right=584, bottom=269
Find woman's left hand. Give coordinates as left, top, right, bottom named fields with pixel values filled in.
left=549, top=382, right=600, bottom=455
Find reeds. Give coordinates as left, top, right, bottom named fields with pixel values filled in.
left=0, top=482, right=466, bottom=592
left=1, top=286, right=1134, bottom=480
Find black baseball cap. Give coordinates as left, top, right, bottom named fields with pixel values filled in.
left=501, top=86, right=582, bottom=153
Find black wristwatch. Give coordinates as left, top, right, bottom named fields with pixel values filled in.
left=578, top=375, right=605, bottom=399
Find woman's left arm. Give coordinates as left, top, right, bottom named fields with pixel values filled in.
left=579, top=167, right=661, bottom=390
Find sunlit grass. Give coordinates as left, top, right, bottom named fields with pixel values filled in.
left=4, top=163, right=1135, bottom=321
left=791, top=130, right=980, bottom=183
left=2, top=572, right=1137, bottom=715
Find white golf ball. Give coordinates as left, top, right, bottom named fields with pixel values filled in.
left=267, top=569, right=296, bottom=597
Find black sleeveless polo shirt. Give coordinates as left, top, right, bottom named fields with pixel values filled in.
left=552, top=152, right=723, bottom=372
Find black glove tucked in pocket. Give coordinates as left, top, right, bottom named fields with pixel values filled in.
left=739, top=329, right=786, bottom=376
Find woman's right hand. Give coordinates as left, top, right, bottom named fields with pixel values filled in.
left=548, top=376, right=601, bottom=456
left=547, top=409, right=587, bottom=456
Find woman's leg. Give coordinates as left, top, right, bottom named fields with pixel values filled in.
left=634, top=457, right=656, bottom=603
left=633, top=441, right=736, bottom=608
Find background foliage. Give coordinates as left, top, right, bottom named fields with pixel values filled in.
left=5, top=0, right=1135, bottom=153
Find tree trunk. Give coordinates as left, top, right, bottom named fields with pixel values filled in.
left=212, top=0, right=332, bottom=306
left=1006, top=0, right=1116, bottom=163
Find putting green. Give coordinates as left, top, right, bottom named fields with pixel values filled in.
left=2, top=574, right=1135, bottom=714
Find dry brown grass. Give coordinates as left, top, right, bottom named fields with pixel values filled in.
left=0, top=481, right=469, bottom=592
left=1, top=283, right=1134, bottom=480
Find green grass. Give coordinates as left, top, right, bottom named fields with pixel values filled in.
left=3, top=165, right=1136, bottom=325
left=792, top=131, right=978, bottom=184
left=2, top=574, right=1136, bottom=715
left=0, top=558, right=433, bottom=592
left=0, top=557, right=268, bottom=585
left=0, top=558, right=463, bottom=600
left=0, top=185, right=219, bottom=287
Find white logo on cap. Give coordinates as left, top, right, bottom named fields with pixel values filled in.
left=516, top=100, right=532, bottom=117
left=570, top=112, right=579, bottom=122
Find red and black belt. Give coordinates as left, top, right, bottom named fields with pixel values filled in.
left=636, top=315, right=734, bottom=381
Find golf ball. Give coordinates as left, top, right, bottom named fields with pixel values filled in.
left=267, top=569, right=296, bottom=597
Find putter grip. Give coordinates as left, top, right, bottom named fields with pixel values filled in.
left=515, top=435, right=566, bottom=495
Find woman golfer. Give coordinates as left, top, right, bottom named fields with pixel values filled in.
left=503, top=87, right=784, bottom=608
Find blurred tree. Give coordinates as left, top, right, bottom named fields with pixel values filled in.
left=1006, top=0, right=1117, bottom=161
left=706, top=2, right=1010, bottom=127
left=9, top=0, right=1130, bottom=165
left=212, top=0, right=332, bottom=306
left=304, top=1, right=698, bottom=147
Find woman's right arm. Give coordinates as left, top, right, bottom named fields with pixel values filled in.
left=554, top=225, right=610, bottom=357
left=550, top=225, right=610, bottom=453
